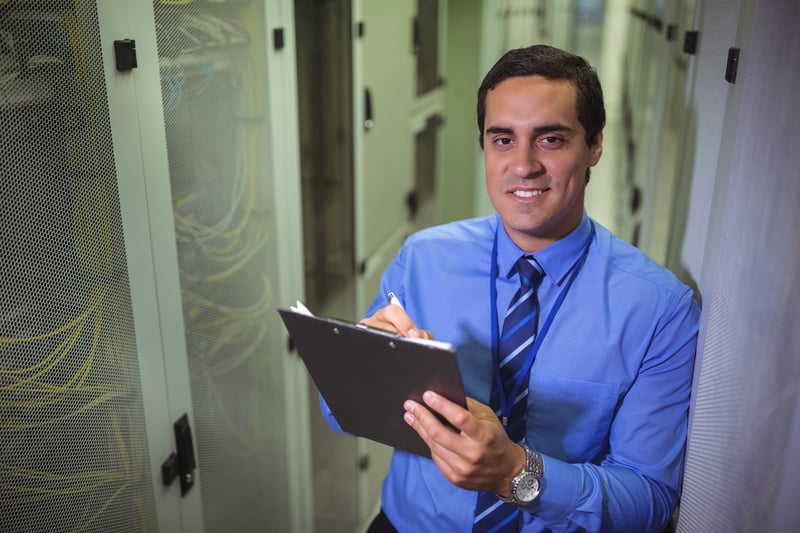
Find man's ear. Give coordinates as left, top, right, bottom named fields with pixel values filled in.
left=589, top=131, right=603, bottom=166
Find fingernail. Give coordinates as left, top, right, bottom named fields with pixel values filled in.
left=407, top=328, right=420, bottom=338
left=404, top=413, right=415, bottom=425
left=423, top=391, right=435, bottom=404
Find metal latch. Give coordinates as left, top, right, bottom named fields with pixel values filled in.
left=113, top=39, right=137, bottom=72
left=161, top=414, right=197, bottom=496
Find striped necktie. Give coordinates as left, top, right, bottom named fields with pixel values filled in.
left=472, top=256, right=543, bottom=533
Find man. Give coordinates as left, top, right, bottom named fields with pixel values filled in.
left=325, top=44, right=700, bottom=532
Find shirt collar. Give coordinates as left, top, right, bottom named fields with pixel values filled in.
left=495, top=211, right=593, bottom=286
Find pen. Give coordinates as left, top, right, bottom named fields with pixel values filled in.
left=356, top=322, right=401, bottom=337
left=387, top=291, right=404, bottom=310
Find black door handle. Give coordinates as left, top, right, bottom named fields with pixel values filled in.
left=364, top=87, right=374, bottom=131
left=161, top=414, right=197, bottom=496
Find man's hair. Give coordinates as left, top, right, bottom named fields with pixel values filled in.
left=477, top=44, right=606, bottom=149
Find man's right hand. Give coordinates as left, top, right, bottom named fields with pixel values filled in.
left=360, top=304, right=434, bottom=340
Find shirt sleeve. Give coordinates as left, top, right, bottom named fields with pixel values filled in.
left=522, top=287, right=700, bottom=532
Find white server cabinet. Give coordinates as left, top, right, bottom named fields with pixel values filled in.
left=353, top=1, right=449, bottom=527
left=0, top=1, right=310, bottom=532
left=353, top=0, right=448, bottom=314
left=294, top=2, right=450, bottom=531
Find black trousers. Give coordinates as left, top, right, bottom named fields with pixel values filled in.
left=366, top=506, right=677, bottom=532
left=367, top=508, right=398, bottom=533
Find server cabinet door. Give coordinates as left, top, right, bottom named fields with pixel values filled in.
left=353, top=0, right=416, bottom=296
left=0, top=2, right=163, bottom=532
left=144, top=0, right=310, bottom=531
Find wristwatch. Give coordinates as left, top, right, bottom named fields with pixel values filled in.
left=499, top=444, right=543, bottom=505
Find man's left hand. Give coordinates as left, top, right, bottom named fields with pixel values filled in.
left=403, top=391, right=525, bottom=496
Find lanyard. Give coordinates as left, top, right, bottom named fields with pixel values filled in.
left=489, top=224, right=594, bottom=425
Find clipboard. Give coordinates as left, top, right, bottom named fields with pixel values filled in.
left=278, top=307, right=467, bottom=457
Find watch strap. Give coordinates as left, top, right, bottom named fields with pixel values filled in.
left=498, top=444, right=543, bottom=505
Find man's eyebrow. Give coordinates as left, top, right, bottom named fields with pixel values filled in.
left=485, top=126, right=513, bottom=136
left=484, top=124, right=575, bottom=136
left=532, top=123, right=574, bottom=135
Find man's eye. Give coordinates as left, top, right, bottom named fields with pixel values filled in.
left=540, top=135, right=564, bottom=147
left=494, top=137, right=512, bottom=146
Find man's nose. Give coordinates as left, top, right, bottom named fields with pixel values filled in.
left=512, top=143, right=543, bottom=178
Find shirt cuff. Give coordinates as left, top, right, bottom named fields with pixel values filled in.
left=523, top=454, right=582, bottom=522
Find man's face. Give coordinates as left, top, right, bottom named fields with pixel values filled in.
left=483, top=75, right=602, bottom=252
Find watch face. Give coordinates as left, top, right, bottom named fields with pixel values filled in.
left=514, top=473, right=541, bottom=503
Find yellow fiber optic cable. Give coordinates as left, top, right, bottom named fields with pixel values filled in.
left=201, top=369, right=264, bottom=456
left=208, top=322, right=267, bottom=376
left=0, top=461, right=125, bottom=504
left=1, top=385, right=119, bottom=431
left=0, top=463, right=121, bottom=483
left=0, top=287, right=106, bottom=348
left=75, top=482, right=132, bottom=533
left=0, top=325, right=84, bottom=392
left=1, top=314, right=104, bottom=409
left=205, top=230, right=268, bottom=282
left=75, top=180, right=114, bottom=275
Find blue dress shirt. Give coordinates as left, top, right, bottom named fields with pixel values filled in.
left=321, top=212, right=700, bottom=532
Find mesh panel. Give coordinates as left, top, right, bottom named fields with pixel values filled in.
left=678, top=2, right=800, bottom=531
left=153, top=1, right=291, bottom=531
left=0, top=3, right=157, bottom=533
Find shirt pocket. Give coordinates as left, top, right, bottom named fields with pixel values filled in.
left=526, top=374, right=621, bottom=462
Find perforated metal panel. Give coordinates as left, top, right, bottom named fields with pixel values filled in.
left=678, top=1, right=800, bottom=531
left=0, top=3, right=157, bottom=533
left=153, top=1, right=292, bottom=531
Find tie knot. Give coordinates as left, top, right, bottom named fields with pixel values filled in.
left=515, top=256, right=543, bottom=288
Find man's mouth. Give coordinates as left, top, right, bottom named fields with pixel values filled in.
left=512, top=189, right=546, bottom=198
